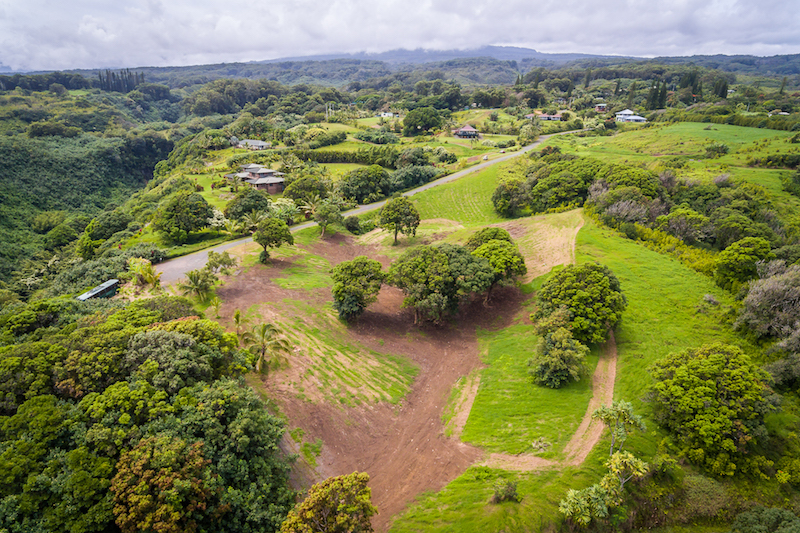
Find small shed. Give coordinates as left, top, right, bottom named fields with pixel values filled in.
left=77, top=279, right=119, bottom=301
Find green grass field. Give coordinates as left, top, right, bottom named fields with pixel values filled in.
left=412, top=165, right=505, bottom=227
left=389, top=212, right=763, bottom=532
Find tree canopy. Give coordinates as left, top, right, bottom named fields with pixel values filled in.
left=379, top=197, right=420, bottom=245
left=649, top=343, right=774, bottom=477
left=253, top=218, right=294, bottom=263
left=388, top=244, right=493, bottom=324
left=280, top=472, right=377, bottom=533
left=330, top=257, right=386, bottom=322
left=152, top=191, right=212, bottom=244
left=534, top=262, right=627, bottom=344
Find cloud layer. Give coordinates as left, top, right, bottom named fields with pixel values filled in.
left=1, top=0, right=798, bottom=71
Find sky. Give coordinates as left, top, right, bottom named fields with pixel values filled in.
left=1, top=0, right=799, bottom=72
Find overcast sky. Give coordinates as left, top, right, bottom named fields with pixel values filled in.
left=1, top=0, right=798, bottom=72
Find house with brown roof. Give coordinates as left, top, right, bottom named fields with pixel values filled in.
left=226, top=164, right=286, bottom=194
left=453, top=124, right=479, bottom=138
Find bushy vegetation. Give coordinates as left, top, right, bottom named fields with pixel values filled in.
left=0, top=297, right=294, bottom=531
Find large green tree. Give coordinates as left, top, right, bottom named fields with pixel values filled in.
left=280, top=472, right=377, bottom=533
left=714, top=237, right=774, bottom=292
left=471, top=239, right=527, bottom=300
left=388, top=244, right=493, bottom=324
left=153, top=191, right=213, bottom=244
left=402, top=107, right=442, bottom=136
left=253, top=218, right=294, bottom=263
left=379, top=197, right=420, bottom=245
left=528, top=327, right=588, bottom=388
left=111, top=435, right=217, bottom=533
left=534, top=263, right=627, bottom=344
left=330, top=257, right=385, bottom=322
left=338, top=165, right=391, bottom=204
left=649, top=343, right=774, bottom=477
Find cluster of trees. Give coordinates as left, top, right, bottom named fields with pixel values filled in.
left=0, top=296, right=297, bottom=532
left=529, top=263, right=626, bottom=388
left=330, top=224, right=526, bottom=324
left=493, top=151, right=798, bottom=293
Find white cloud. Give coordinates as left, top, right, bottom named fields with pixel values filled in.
left=0, top=0, right=798, bottom=71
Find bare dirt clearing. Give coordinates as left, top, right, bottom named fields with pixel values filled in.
left=215, top=211, right=605, bottom=531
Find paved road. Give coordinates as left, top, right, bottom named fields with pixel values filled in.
left=156, top=132, right=572, bottom=284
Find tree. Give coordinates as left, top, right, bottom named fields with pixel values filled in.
left=592, top=401, right=646, bottom=457
left=206, top=250, right=238, bottom=275
left=464, top=227, right=512, bottom=252
left=731, top=506, right=800, bottom=533
left=330, top=257, right=385, bottom=322
left=388, top=244, right=493, bottom=324
left=491, top=178, right=529, bottom=217
left=223, top=187, right=272, bottom=221
left=528, top=327, right=589, bottom=388
left=402, top=107, right=442, bottom=136
left=110, top=435, right=218, bottom=533
left=242, top=323, right=290, bottom=377
left=714, top=237, right=774, bottom=292
left=178, top=268, right=217, bottom=302
left=471, top=239, right=527, bottom=300
left=535, top=263, right=627, bottom=344
left=280, top=472, right=377, bottom=533
left=207, top=208, right=227, bottom=234
left=737, top=263, right=800, bottom=339
left=379, top=197, right=420, bottom=245
left=253, top=218, right=294, bottom=264
left=153, top=191, right=213, bottom=244
left=338, top=165, right=391, bottom=204
left=127, top=257, right=161, bottom=289
left=284, top=175, right=329, bottom=206
left=649, top=343, right=774, bottom=477
left=314, top=200, right=344, bottom=237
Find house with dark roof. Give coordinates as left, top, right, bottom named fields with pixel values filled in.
left=226, top=164, right=286, bottom=194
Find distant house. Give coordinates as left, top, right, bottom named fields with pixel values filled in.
left=380, top=112, right=395, bottom=118
left=237, top=139, right=270, bottom=150
left=226, top=164, right=286, bottom=194
left=525, top=113, right=537, bottom=120
left=453, top=124, right=479, bottom=138
left=615, top=109, right=646, bottom=123
left=595, top=103, right=607, bottom=113
left=539, top=114, right=563, bottom=121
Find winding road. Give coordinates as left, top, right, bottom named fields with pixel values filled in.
left=156, top=132, right=572, bottom=284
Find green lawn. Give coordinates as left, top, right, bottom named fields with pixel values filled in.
left=461, top=321, right=599, bottom=456
left=412, top=165, right=505, bottom=227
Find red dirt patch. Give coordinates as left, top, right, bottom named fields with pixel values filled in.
left=217, top=234, right=529, bottom=531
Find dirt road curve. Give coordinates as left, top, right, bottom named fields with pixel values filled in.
left=156, top=131, right=582, bottom=284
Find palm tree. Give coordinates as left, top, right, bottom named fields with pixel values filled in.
left=229, top=173, right=243, bottom=193
left=177, top=269, right=215, bottom=302
left=223, top=219, right=242, bottom=238
left=232, top=309, right=249, bottom=343
left=241, top=210, right=267, bottom=234
left=242, top=323, right=290, bottom=377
